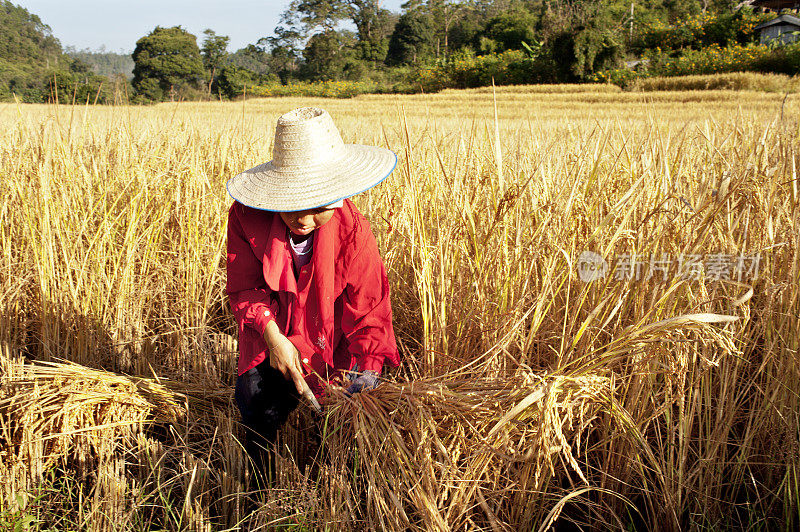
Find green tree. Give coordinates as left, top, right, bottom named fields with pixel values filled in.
left=301, top=29, right=359, bottom=80
left=397, top=0, right=464, bottom=58
left=268, top=8, right=306, bottom=81
left=46, top=63, right=115, bottom=105
left=533, top=0, right=626, bottom=80
left=480, top=10, right=540, bottom=53
left=662, top=0, right=701, bottom=22
left=350, top=0, right=398, bottom=63
left=201, top=29, right=230, bottom=98
left=274, top=0, right=398, bottom=69
left=288, top=0, right=350, bottom=32
left=229, top=42, right=274, bottom=77
left=262, top=34, right=303, bottom=83
left=427, top=0, right=465, bottom=58
left=217, top=65, right=258, bottom=98
left=386, top=10, right=436, bottom=65
left=132, top=26, right=204, bottom=101
left=447, top=6, right=484, bottom=53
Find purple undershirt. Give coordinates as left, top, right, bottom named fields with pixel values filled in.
left=289, top=231, right=314, bottom=273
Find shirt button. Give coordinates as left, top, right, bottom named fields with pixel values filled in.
left=302, top=357, right=309, bottom=364
left=264, top=310, right=270, bottom=316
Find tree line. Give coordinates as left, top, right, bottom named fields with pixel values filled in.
left=65, top=46, right=134, bottom=80
left=0, top=1, right=119, bottom=102
left=0, top=0, right=777, bottom=103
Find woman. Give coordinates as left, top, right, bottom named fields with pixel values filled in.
left=225, top=107, right=400, bottom=456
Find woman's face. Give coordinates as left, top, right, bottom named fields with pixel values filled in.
left=279, top=207, right=336, bottom=236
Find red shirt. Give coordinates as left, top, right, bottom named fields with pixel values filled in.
left=226, top=200, right=400, bottom=395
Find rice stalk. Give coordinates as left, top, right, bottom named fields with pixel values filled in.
left=0, top=88, right=797, bottom=529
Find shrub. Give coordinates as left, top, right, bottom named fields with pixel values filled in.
left=646, top=43, right=800, bottom=77
left=481, top=11, right=539, bottom=53
left=249, top=79, right=378, bottom=98
left=217, top=65, right=262, bottom=99
left=452, top=83, right=621, bottom=94
left=592, top=68, right=640, bottom=88
left=413, top=50, right=556, bottom=92
left=46, top=69, right=114, bottom=104
left=634, top=9, right=769, bottom=52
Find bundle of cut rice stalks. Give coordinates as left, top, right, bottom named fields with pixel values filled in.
left=0, top=360, right=191, bottom=513
left=1, top=357, right=616, bottom=531
left=257, top=371, right=616, bottom=531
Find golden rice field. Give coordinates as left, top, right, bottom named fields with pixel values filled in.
left=1, top=85, right=798, bottom=530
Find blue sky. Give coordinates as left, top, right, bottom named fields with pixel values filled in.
left=15, top=0, right=406, bottom=53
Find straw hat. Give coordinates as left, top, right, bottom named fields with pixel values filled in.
left=226, top=107, right=397, bottom=212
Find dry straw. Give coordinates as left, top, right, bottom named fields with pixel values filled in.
left=1, top=357, right=617, bottom=530
left=1, top=86, right=798, bottom=530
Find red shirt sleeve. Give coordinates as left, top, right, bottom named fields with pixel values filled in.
left=341, top=228, right=400, bottom=373
left=226, top=203, right=277, bottom=337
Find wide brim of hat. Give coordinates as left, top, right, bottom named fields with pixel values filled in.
left=226, top=145, right=397, bottom=212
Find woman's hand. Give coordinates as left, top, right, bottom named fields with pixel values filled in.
left=263, top=321, right=307, bottom=396
left=346, top=370, right=380, bottom=395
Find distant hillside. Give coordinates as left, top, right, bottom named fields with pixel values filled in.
left=0, top=1, right=116, bottom=103
left=66, top=47, right=134, bottom=79
left=0, top=0, right=64, bottom=100
left=0, top=1, right=61, bottom=64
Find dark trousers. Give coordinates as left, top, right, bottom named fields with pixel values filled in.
left=234, top=359, right=300, bottom=472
